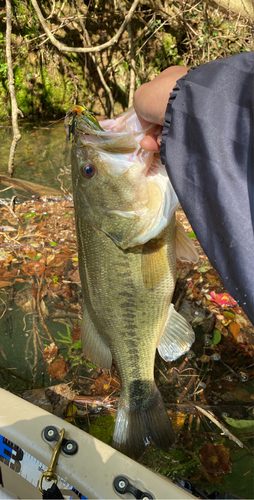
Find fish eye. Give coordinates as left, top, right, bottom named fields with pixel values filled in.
left=82, top=163, right=95, bottom=178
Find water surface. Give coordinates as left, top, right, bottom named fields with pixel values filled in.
left=0, top=120, right=71, bottom=197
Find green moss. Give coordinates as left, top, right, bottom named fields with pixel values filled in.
left=162, top=33, right=184, bottom=66
left=163, top=33, right=176, bottom=52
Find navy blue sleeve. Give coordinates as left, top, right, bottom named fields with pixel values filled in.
left=160, top=52, right=254, bottom=324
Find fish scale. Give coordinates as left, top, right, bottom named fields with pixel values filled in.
left=68, top=106, right=198, bottom=459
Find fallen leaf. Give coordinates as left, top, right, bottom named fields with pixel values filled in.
left=210, top=291, right=238, bottom=308
left=40, top=299, right=49, bottom=317
left=0, top=280, right=12, bottom=287
left=61, top=248, right=73, bottom=255
left=211, top=329, right=221, bottom=345
left=223, top=311, right=235, bottom=319
left=65, top=403, right=78, bottom=422
left=68, top=269, right=81, bottom=283
left=206, top=273, right=219, bottom=285
left=71, top=323, right=81, bottom=344
left=214, top=321, right=228, bottom=337
left=47, top=383, right=77, bottom=401
left=167, top=410, right=187, bottom=430
left=0, top=268, right=18, bottom=279
left=46, top=356, right=68, bottom=380
left=43, top=342, right=58, bottom=363
left=200, top=354, right=210, bottom=363
left=0, top=251, right=13, bottom=262
left=224, top=417, right=254, bottom=429
left=26, top=249, right=37, bottom=259
left=199, top=442, right=232, bottom=474
left=91, top=373, right=120, bottom=395
left=228, top=321, right=241, bottom=340
left=21, top=260, right=45, bottom=277
left=192, top=273, right=201, bottom=279
left=229, top=387, right=252, bottom=402
left=198, top=265, right=212, bottom=273
left=14, top=289, right=36, bottom=313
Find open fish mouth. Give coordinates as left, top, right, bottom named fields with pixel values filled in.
left=66, top=105, right=179, bottom=246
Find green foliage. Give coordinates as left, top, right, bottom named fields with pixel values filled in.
left=0, top=0, right=253, bottom=121
left=0, top=33, right=7, bottom=84
left=89, top=414, right=116, bottom=445
left=212, top=329, right=221, bottom=345
left=162, top=33, right=184, bottom=66
left=224, top=417, right=254, bottom=429
left=54, top=326, right=94, bottom=368
left=140, top=446, right=200, bottom=480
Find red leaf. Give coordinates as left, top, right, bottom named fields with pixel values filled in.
left=210, top=291, right=237, bottom=307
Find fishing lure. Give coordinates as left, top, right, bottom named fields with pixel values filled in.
left=67, top=105, right=104, bottom=140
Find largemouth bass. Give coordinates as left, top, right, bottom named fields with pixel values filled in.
left=67, top=105, right=198, bottom=459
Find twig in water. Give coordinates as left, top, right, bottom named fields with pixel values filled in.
left=194, top=404, right=244, bottom=448
left=178, top=372, right=197, bottom=403
left=37, top=275, right=54, bottom=344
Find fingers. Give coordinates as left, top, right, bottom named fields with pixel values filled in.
left=140, top=135, right=161, bottom=151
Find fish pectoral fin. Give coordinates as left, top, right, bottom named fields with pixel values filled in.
left=81, top=306, right=112, bottom=370
left=175, top=220, right=199, bottom=262
left=141, top=238, right=168, bottom=289
left=157, top=304, right=195, bottom=361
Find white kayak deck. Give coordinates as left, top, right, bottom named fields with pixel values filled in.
left=0, top=388, right=195, bottom=499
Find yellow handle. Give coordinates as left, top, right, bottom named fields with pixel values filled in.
left=39, top=428, right=65, bottom=494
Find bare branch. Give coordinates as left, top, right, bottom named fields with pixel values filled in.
left=30, top=0, right=141, bottom=53
left=127, top=21, right=136, bottom=108
left=76, top=7, right=115, bottom=118
left=6, top=0, right=23, bottom=176
left=118, top=0, right=136, bottom=107
left=194, top=405, right=244, bottom=448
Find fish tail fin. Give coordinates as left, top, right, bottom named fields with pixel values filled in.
left=112, top=387, right=174, bottom=459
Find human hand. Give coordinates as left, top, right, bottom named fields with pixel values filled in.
left=134, top=66, right=188, bottom=151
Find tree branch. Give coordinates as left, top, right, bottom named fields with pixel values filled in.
left=76, top=6, right=115, bottom=118
left=6, top=0, right=23, bottom=176
left=127, top=21, right=136, bottom=108
left=119, top=0, right=136, bottom=108
left=30, top=0, right=141, bottom=53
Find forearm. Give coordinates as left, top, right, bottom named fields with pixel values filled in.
left=134, top=66, right=188, bottom=126
left=134, top=66, right=188, bottom=150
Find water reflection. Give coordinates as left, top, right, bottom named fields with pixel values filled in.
left=0, top=121, right=71, bottom=196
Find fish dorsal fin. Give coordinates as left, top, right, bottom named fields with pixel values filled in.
left=175, top=220, right=199, bottom=262
left=81, top=305, right=112, bottom=370
left=157, top=304, right=195, bottom=361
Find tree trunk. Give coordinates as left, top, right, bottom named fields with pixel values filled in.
left=6, top=0, right=23, bottom=176
left=209, top=0, right=254, bottom=21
